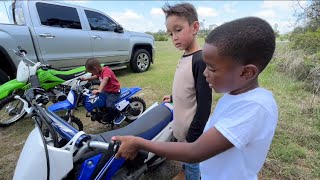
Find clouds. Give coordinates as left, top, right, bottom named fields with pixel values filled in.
left=150, top=8, right=163, bottom=17
left=223, top=2, right=238, bottom=14
left=108, top=10, right=143, bottom=30
left=57, top=1, right=307, bottom=34
left=255, top=9, right=277, bottom=19
left=109, top=10, right=143, bottom=24
left=262, top=1, right=294, bottom=11
left=197, top=7, right=218, bottom=18
left=253, top=0, right=307, bottom=33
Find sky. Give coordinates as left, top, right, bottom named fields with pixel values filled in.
left=0, top=1, right=310, bottom=34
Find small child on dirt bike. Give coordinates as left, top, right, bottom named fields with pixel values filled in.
left=81, top=57, right=123, bottom=122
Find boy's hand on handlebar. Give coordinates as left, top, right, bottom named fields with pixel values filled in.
left=162, top=95, right=171, bottom=103
left=80, top=77, right=87, bottom=81
left=92, top=89, right=101, bottom=95
left=112, top=136, right=141, bottom=160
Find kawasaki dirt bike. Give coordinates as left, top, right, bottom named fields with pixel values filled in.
left=13, top=77, right=174, bottom=180
left=0, top=48, right=98, bottom=127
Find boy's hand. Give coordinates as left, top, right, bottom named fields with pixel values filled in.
left=112, top=136, right=141, bottom=160
left=80, top=77, right=87, bottom=81
left=92, top=89, right=101, bottom=95
left=162, top=95, right=171, bottom=103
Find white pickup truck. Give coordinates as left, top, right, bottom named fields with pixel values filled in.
left=0, top=0, right=155, bottom=84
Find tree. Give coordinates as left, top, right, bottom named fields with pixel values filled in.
left=273, top=23, right=280, bottom=37
left=295, top=0, right=320, bottom=32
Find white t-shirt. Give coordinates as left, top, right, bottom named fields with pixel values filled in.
left=200, top=88, right=278, bottom=180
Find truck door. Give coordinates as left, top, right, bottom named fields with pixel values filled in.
left=31, top=2, right=93, bottom=68
left=84, top=9, right=130, bottom=65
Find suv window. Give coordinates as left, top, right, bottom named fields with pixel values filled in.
left=85, top=10, right=117, bottom=31
left=36, top=2, right=82, bottom=29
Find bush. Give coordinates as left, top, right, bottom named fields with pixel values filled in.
left=289, top=29, right=320, bottom=54
left=153, top=34, right=168, bottom=41
left=273, top=43, right=320, bottom=94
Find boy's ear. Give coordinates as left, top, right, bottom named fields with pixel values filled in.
left=240, top=64, right=258, bottom=80
left=192, top=21, right=200, bottom=34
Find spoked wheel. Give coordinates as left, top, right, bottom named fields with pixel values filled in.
left=125, top=96, right=146, bottom=122
left=0, top=94, right=27, bottom=127
left=61, top=115, right=83, bottom=131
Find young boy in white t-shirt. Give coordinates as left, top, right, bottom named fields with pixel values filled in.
left=112, top=16, right=278, bottom=180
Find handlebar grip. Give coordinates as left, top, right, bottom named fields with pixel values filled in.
left=137, top=150, right=149, bottom=160
left=110, top=140, right=149, bottom=160
left=30, top=75, right=40, bottom=88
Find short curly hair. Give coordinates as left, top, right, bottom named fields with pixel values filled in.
left=162, top=2, right=198, bottom=25
left=85, top=57, right=101, bottom=71
left=205, top=17, right=275, bottom=72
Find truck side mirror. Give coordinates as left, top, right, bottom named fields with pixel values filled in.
left=115, top=25, right=124, bottom=33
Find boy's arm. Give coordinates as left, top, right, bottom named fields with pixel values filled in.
left=97, top=77, right=109, bottom=92
left=82, top=75, right=98, bottom=81
left=186, top=55, right=212, bottom=142
left=112, top=126, right=233, bottom=163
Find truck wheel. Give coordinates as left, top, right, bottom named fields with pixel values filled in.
left=130, top=49, right=151, bottom=73
left=0, top=69, right=9, bottom=85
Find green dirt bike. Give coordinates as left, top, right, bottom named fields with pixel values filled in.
left=0, top=48, right=98, bottom=127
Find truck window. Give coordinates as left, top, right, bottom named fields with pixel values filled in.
left=85, top=10, right=117, bottom=32
left=36, top=2, right=82, bottom=29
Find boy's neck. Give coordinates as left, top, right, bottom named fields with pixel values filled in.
left=230, top=79, right=259, bottom=95
left=97, top=67, right=103, bottom=74
left=184, top=39, right=201, bottom=55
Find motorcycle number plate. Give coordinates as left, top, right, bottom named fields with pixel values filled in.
left=116, top=100, right=129, bottom=111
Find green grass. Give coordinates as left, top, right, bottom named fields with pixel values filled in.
left=0, top=39, right=319, bottom=179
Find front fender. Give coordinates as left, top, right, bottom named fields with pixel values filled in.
left=0, top=79, right=26, bottom=100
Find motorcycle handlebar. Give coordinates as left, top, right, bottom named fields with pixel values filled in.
left=74, top=140, right=149, bottom=162
left=111, top=140, right=149, bottom=160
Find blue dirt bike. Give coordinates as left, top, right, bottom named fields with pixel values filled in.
left=13, top=77, right=174, bottom=180
left=48, top=79, right=146, bottom=129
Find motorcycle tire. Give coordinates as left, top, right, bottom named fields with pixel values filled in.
left=60, top=115, right=84, bottom=131
left=0, top=93, right=27, bottom=127
left=126, top=96, right=146, bottom=122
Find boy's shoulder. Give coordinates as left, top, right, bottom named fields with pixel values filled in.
left=100, top=66, right=114, bottom=76
left=221, top=88, right=277, bottom=115
left=180, top=50, right=204, bottom=68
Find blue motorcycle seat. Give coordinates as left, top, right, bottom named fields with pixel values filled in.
left=93, top=104, right=173, bottom=142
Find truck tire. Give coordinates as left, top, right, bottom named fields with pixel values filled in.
left=130, top=49, right=151, bottom=73
left=0, top=69, right=9, bottom=85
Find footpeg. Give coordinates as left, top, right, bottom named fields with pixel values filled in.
left=114, top=115, right=125, bottom=125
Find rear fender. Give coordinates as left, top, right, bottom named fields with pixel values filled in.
left=128, top=87, right=142, bottom=95
left=0, top=79, right=26, bottom=100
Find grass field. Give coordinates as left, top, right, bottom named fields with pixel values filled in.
left=0, top=39, right=319, bottom=179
